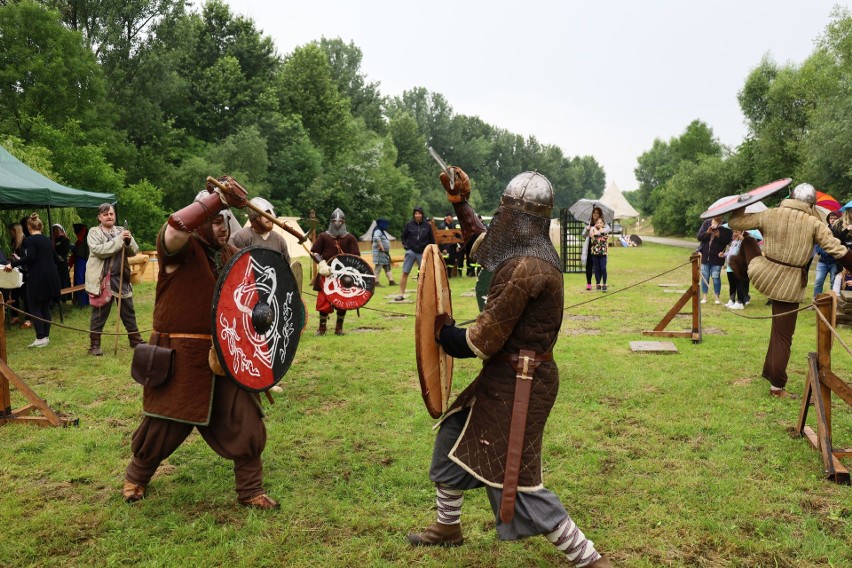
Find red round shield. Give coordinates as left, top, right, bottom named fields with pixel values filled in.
left=320, top=254, right=375, bottom=310
left=213, top=246, right=305, bottom=392
left=700, top=178, right=792, bottom=219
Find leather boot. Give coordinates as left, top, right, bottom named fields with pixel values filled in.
left=407, top=521, right=464, bottom=547
left=89, top=333, right=103, bottom=356
left=335, top=313, right=345, bottom=336
left=122, top=480, right=145, bottom=502
left=315, top=313, right=328, bottom=336
left=587, top=556, right=613, bottom=568
left=128, top=332, right=146, bottom=348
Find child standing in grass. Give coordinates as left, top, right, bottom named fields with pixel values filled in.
left=589, top=218, right=609, bottom=291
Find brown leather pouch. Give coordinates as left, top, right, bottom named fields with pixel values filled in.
left=131, top=344, right=176, bottom=388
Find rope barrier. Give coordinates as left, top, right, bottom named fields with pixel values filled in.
left=563, top=260, right=692, bottom=311
left=0, top=302, right=151, bottom=337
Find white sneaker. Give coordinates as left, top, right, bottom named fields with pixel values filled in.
left=28, top=337, right=49, bottom=348
left=731, top=302, right=744, bottom=310
left=714, top=297, right=721, bottom=304
left=725, top=300, right=735, bottom=308
left=700, top=298, right=707, bottom=304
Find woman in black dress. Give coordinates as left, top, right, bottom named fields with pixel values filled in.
left=6, top=213, right=61, bottom=347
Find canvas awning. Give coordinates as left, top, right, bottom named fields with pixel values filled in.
left=0, top=146, right=117, bottom=209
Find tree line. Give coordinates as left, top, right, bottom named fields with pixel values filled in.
left=0, top=0, right=606, bottom=247
left=631, top=6, right=852, bottom=236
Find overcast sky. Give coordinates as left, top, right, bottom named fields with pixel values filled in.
left=223, top=0, right=846, bottom=194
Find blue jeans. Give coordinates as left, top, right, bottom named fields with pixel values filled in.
left=813, top=261, right=839, bottom=297
left=701, top=264, right=722, bottom=296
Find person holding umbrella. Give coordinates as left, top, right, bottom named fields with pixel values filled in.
left=570, top=200, right=613, bottom=291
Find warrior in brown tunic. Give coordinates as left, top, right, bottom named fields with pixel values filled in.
left=407, top=169, right=610, bottom=568
left=310, top=208, right=360, bottom=336
left=122, top=179, right=278, bottom=509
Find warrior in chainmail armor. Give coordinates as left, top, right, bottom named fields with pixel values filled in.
left=406, top=169, right=611, bottom=568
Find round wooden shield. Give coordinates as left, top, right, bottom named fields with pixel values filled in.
left=320, top=254, right=375, bottom=310
left=700, top=178, right=792, bottom=219
left=212, top=246, right=305, bottom=392
left=415, top=244, right=454, bottom=418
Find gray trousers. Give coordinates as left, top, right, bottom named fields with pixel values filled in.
left=89, top=295, right=139, bottom=334
left=429, top=408, right=569, bottom=541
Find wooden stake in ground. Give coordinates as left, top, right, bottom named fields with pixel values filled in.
left=113, top=244, right=127, bottom=355
left=0, top=292, right=77, bottom=427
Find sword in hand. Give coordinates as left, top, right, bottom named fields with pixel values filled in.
left=428, top=146, right=454, bottom=190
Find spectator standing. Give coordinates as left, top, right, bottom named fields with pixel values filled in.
left=397, top=206, right=434, bottom=300
left=697, top=216, right=733, bottom=304
left=86, top=204, right=145, bottom=355
left=438, top=212, right=462, bottom=277
left=723, top=229, right=746, bottom=309
left=371, top=218, right=395, bottom=286
left=814, top=211, right=841, bottom=297
left=5, top=213, right=61, bottom=347
left=52, top=224, right=72, bottom=302
left=69, top=223, right=89, bottom=306
left=589, top=217, right=609, bottom=291
left=581, top=207, right=606, bottom=291
left=7, top=222, right=30, bottom=328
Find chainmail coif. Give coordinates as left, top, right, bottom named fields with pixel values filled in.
left=473, top=206, right=561, bottom=272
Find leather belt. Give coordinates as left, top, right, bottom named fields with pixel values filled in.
left=151, top=330, right=213, bottom=343
left=764, top=255, right=809, bottom=286
left=496, top=349, right=552, bottom=523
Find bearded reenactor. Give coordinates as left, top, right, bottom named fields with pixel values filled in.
left=121, top=177, right=279, bottom=510
left=729, top=182, right=852, bottom=399
left=310, top=208, right=360, bottom=336
left=229, top=197, right=290, bottom=262
left=407, top=169, right=611, bottom=567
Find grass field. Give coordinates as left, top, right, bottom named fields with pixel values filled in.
left=1, top=242, right=851, bottom=567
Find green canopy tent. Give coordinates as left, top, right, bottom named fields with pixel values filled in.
left=0, top=146, right=117, bottom=211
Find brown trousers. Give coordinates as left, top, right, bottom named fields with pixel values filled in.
left=125, top=376, right=267, bottom=501
left=739, top=234, right=801, bottom=389
left=763, top=300, right=799, bottom=389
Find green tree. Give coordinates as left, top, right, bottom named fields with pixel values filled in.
left=0, top=0, right=106, bottom=140
left=318, top=38, right=386, bottom=135
left=278, top=43, right=353, bottom=161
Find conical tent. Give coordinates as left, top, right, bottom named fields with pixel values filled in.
left=0, top=146, right=116, bottom=209
left=598, top=182, right=640, bottom=220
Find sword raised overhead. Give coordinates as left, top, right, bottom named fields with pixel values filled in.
left=428, top=146, right=454, bottom=190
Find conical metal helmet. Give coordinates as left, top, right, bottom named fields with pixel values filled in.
left=330, top=208, right=345, bottom=222
left=500, top=172, right=554, bottom=218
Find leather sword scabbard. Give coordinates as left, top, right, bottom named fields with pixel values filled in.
left=499, top=348, right=539, bottom=524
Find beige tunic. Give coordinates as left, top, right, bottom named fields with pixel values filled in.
left=729, top=199, right=847, bottom=302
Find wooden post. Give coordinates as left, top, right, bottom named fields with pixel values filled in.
left=0, top=292, right=77, bottom=428
left=643, top=253, right=702, bottom=343
left=0, top=292, right=11, bottom=416
left=797, top=293, right=850, bottom=484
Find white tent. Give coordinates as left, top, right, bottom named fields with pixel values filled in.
left=358, top=220, right=397, bottom=242
left=242, top=216, right=312, bottom=259
left=598, top=182, right=640, bottom=220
